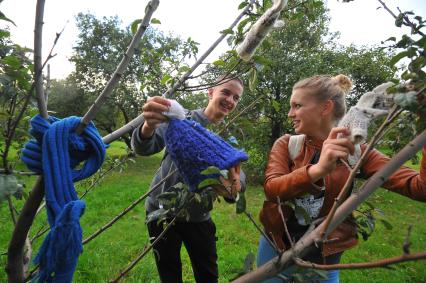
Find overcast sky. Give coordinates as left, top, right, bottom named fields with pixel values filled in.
left=1, top=0, right=425, bottom=79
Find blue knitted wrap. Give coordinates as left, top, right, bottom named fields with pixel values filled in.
left=21, top=114, right=106, bottom=283
left=165, top=119, right=248, bottom=191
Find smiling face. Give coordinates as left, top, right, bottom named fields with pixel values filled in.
left=288, top=88, right=333, bottom=138
left=205, top=79, right=243, bottom=123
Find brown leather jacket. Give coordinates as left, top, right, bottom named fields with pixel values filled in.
left=260, top=134, right=426, bottom=256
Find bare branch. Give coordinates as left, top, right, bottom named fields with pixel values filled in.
left=33, top=0, right=48, bottom=119
left=244, top=211, right=280, bottom=252
left=377, top=0, right=425, bottom=36
left=276, top=197, right=293, bottom=247
left=102, top=0, right=256, bottom=143
left=83, top=168, right=178, bottom=245
left=294, top=251, right=426, bottom=270
left=320, top=105, right=402, bottom=239
left=76, top=0, right=160, bottom=134
left=108, top=216, right=178, bottom=283
left=6, top=177, right=44, bottom=282
left=403, top=225, right=413, bottom=255
left=233, top=129, right=426, bottom=282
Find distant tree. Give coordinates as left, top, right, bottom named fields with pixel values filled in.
left=67, top=13, right=198, bottom=147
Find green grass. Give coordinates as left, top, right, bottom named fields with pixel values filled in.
left=1, top=142, right=425, bottom=282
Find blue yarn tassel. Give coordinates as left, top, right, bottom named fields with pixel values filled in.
left=21, top=115, right=106, bottom=283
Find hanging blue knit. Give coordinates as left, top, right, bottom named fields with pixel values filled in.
left=165, top=118, right=248, bottom=191
left=21, top=114, right=106, bottom=283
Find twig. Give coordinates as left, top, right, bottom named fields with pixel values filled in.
left=233, top=129, right=426, bottom=282
left=75, top=0, right=159, bottom=134
left=108, top=215, right=178, bottom=283
left=8, top=196, right=17, bottom=225
left=219, top=94, right=263, bottom=135
left=276, top=197, right=293, bottom=247
left=377, top=0, right=425, bottom=36
left=320, top=105, right=402, bottom=240
left=83, top=168, right=177, bottom=245
left=33, top=0, right=48, bottom=119
left=6, top=177, right=44, bottom=282
left=243, top=211, right=279, bottom=252
left=403, top=225, right=412, bottom=255
left=294, top=251, right=426, bottom=270
left=102, top=0, right=256, bottom=144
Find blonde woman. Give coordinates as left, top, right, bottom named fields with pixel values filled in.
left=257, top=75, right=426, bottom=282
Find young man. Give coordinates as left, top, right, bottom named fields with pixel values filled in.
left=131, top=75, right=245, bottom=283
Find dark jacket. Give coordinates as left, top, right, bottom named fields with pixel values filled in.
left=131, top=108, right=246, bottom=222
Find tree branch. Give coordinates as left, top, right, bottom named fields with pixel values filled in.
left=102, top=0, right=256, bottom=144
left=233, top=129, right=426, bottom=282
left=377, top=0, right=425, bottom=36
left=294, top=251, right=426, bottom=270
left=75, top=0, right=160, bottom=134
left=320, top=105, right=402, bottom=239
left=83, top=168, right=177, bottom=245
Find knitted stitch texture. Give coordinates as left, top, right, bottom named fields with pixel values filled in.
left=165, top=119, right=248, bottom=191
left=338, top=82, right=393, bottom=144
left=21, top=114, right=106, bottom=283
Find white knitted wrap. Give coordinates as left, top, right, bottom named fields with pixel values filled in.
left=338, top=82, right=394, bottom=144
left=162, top=99, right=186, bottom=120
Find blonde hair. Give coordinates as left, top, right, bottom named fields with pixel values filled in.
left=293, top=74, right=352, bottom=121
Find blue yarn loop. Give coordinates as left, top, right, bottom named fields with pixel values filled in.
left=165, top=119, right=248, bottom=191
left=21, top=114, right=106, bottom=283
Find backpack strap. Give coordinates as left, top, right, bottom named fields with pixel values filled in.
left=288, top=134, right=305, bottom=161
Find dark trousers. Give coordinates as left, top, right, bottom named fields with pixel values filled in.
left=147, top=218, right=218, bottom=283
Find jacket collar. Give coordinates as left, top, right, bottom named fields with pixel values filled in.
left=305, top=135, right=325, bottom=149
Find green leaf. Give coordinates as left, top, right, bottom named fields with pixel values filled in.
left=220, top=28, right=234, bottom=35
left=248, top=69, right=257, bottom=92
left=201, top=166, right=222, bottom=175
left=395, top=13, right=404, bottom=27
left=151, top=18, right=161, bottom=24
left=130, top=19, right=142, bottom=34
left=160, top=74, right=172, bottom=85
left=390, top=50, right=409, bottom=66
left=212, top=59, right=226, bottom=66
left=236, top=191, right=246, bottom=214
left=394, top=91, right=418, bottom=110
left=178, top=66, right=191, bottom=73
left=238, top=1, right=248, bottom=9
left=197, top=178, right=221, bottom=189
left=294, top=205, right=311, bottom=224
left=0, top=11, right=16, bottom=26
left=145, top=208, right=168, bottom=223
left=272, top=100, right=281, bottom=113
left=379, top=219, right=393, bottom=230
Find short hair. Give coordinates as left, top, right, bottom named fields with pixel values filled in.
left=213, top=74, right=244, bottom=89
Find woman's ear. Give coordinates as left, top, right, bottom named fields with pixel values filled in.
left=322, top=99, right=334, bottom=116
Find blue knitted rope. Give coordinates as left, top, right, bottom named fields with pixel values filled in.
left=165, top=119, right=248, bottom=191
left=21, top=114, right=106, bottom=283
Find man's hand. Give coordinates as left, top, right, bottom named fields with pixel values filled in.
left=212, top=163, right=241, bottom=200
left=140, top=96, right=171, bottom=139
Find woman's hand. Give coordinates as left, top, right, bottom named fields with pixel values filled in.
left=140, top=96, right=171, bottom=138
left=308, top=127, right=355, bottom=182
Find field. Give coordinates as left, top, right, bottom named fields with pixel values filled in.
left=1, top=142, right=425, bottom=282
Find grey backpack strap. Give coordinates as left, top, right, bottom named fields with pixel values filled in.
left=288, top=134, right=305, bottom=161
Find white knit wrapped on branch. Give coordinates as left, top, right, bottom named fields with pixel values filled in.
left=339, top=82, right=395, bottom=144
left=237, top=0, right=287, bottom=61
